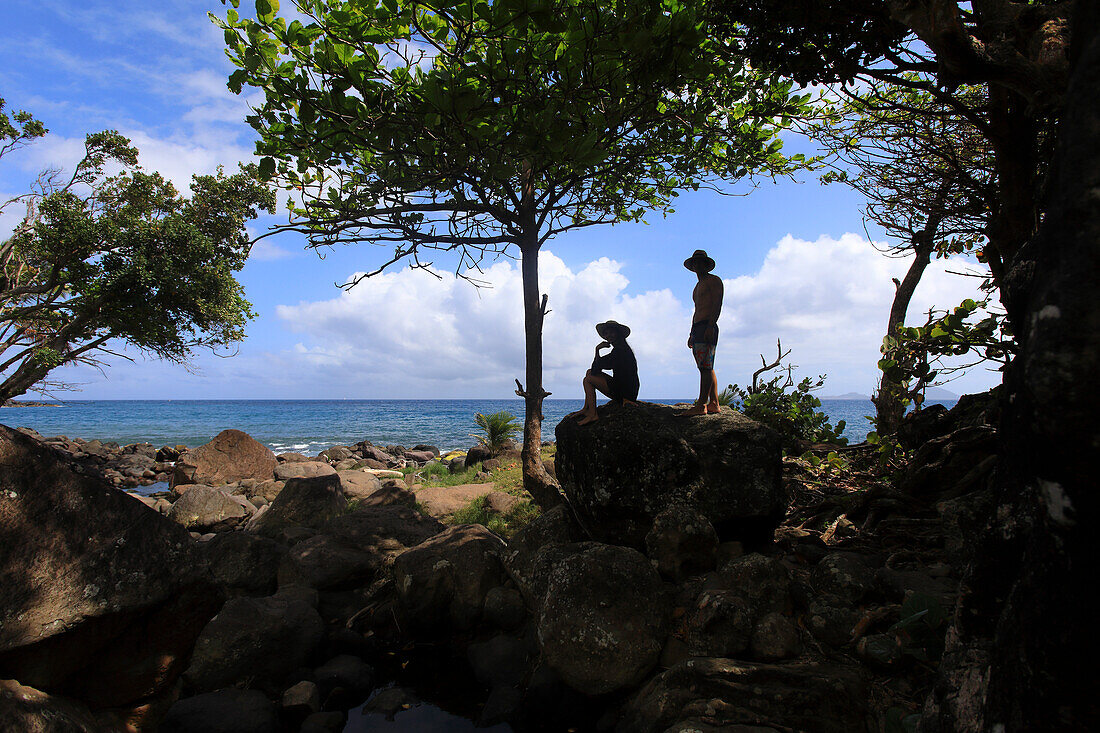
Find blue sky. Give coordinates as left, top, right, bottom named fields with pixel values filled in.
left=0, top=0, right=1002, bottom=400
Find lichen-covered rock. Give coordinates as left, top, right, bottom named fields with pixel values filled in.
left=618, top=658, right=866, bottom=733
left=645, top=503, right=718, bottom=581
left=555, top=403, right=784, bottom=547
left=167, top=484, right=251, bottom=530
left=171, top=429, right=276, bottom=487
left=502, top=504, right=586, bottom=609
left=750, top=611, right=802, bottom=660
left=537, top=543, right=668, bottom=695
left=250, top=474, right=346, bottom=537
left=0, top=425, right=221, bottom=715
left=810, top=552, right=876, bottom=603
left=201, top=532, right=286, bottom=598
left=184, top=594, right=325, bottom=694
left=393, top=524, right=507, bottom=631
left=160, top=689, right=277, bottom=733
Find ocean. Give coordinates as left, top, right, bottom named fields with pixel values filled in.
left=1, top=398, right=957, bottom=453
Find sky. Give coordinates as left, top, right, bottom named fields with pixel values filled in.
left=0, top=0, right=1003, bottom=401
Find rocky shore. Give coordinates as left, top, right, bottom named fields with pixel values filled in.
left=0, top=395, right=999, bottom=732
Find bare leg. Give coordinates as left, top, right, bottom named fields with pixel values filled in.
left=680, top=367, right=710, bottom=416
left=577, top=371, right=611, bottom=425
left=705, top=369, right=720, bottom=413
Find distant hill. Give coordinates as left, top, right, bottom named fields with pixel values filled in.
left=821, top=388, right=959, bottom=401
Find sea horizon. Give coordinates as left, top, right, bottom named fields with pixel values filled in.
left=3, top=397, right=958, bottom=455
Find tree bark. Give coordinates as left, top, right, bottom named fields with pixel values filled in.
left=516, top=237, right=562, bottom=509
left=873, top=226, right=938, bottom=435
left=923, top=7, right=1100, bottom=730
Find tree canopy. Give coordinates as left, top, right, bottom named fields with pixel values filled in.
left=0, top=110, right=275, bottom=402
left=215, top=0, right=813, bottom=503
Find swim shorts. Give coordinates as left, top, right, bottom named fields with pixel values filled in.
left=689, top=321, right=718, bottom=370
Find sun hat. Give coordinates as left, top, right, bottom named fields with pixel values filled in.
left=595, top=320, right=631, bottom=340
left=683, top=249, right=716, bottom=273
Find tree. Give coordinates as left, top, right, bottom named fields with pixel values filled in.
left=0, top=109, right=275, bottom=402
left=712, top=2, right=1095, bottom=727
left=810, top=83, right=998, bottom=433
left=215, top=0, right=811, bottom=506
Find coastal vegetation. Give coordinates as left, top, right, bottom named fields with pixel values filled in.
left=0, top=101, right=275, bottom=404
left=470, top=410, right=522, bottom=453
left=213, top=0, right=814, bottom=506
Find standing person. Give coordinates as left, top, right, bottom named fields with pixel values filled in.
left=575, top=320, right=639, bottom=426
left=681, top=249, right=723, bottom=416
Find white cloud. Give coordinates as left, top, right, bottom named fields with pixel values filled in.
left=268, top=235, right=1001, bottom=399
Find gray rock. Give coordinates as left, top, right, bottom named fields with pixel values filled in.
left=538, top=543, right=668, bottom=694
left=314, top=654, right=375, bottom=709
left=0, top=425, right=221, bottom=714
left=362, top=686, right=420, bottom=720
left=856, top=632, right=904, bottom=669
left=320, top=446, right=354, bottom=462
left=250, top=474, right=346, bottom=537
left=184, top=595, right=325, bottom=694
left=275, top=461, right=337, bottom=481
left=300, top=711, right=348, bottom=732
left=618, top=659, right=866, bottom=733
left=811, top=552, right=876, bottom=603
left=201, top=532, right=286, bottom=597
left=502, top=504, right=586, bottom=608
left=337, top=469, right=382, bottom=501
left=283, top=534, right=384, bottom=591
left=750, top=611, right=802, bottom=660
left=168, top=485, right=250, bottom=530
left=393, top=524, right=507, bottom=631
left=467, top=633, right=532, bottom=689
left=483, top=586, right=527, bottom=630
left=806, top=595, right=861, bottom=647
left=281, top=680, right=321, bottom=716
left=160, top=689, right=276, bottom=733
left=646, top=503, right=719, bottom=581
left=555, top=402, right=785, bottom=547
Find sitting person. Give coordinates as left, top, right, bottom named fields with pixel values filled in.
left=575, top=320, right=639, bottom=426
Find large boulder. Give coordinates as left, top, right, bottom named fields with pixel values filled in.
left=250, top=474, right=346, bottom=537
left=167, top=484, right=251, bottom=530
left=201, top=532, right=286, bottom=598
left=618, top=658, right=866, bottom=733
left=502, top=504, right=587, bottom=609
left=537, top=543, right=668, bottom=695
left=0, top=425, right=222, bottom=718
left=393, top=524, right=508, bottom=632
left=282, top=505, right=445, bottom=592
left=0, top=679, right=101, bottom=732
left=275, top=461, right=337, bottom=481
left=336, top=470, right=382, bottom=501
left=172, top=429, right=276, bottom=487
left=555, top=403, right=785, bottom=547
left=159, top=689, right=277, bottom=733
left=184, top=594, right=325, bottom=694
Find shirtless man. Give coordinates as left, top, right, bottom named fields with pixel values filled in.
left=681, top=249, right=723, bottom=416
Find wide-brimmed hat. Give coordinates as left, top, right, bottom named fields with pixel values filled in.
left=683, top=249, right=715, bottom=273
left=596, top=320, right=631, bottom=340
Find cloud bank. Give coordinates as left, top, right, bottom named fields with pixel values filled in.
left=269, top=234, right=999, bottom=399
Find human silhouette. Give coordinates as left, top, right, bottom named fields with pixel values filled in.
left=575, top=320, right=639, bottom=426
left=681, top=250, right=723, bottom=416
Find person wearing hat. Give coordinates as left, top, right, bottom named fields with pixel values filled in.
left=574, top=320, right=639, bottom=426
left=681, top=249, right=723, bottom=416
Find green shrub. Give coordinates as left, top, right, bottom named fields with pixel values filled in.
left=471, top=411, right=521, bottom=452
left=728, top=375, right=847, bottom=452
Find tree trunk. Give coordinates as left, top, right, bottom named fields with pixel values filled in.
left=923, top=8, right=1100, bottom=730
left=873, top=231, right=936, bottom=435
left=517, top=239, right=562, bottom=509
